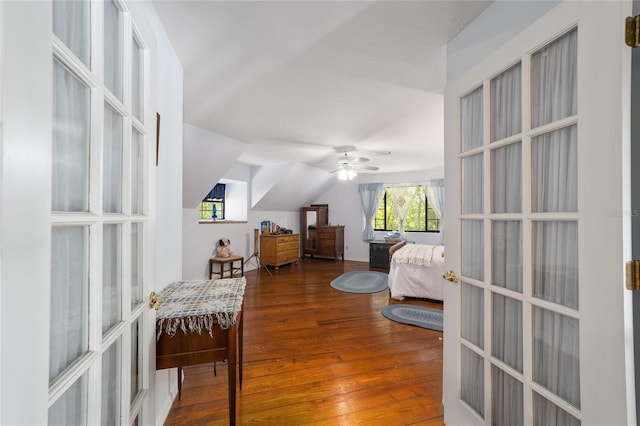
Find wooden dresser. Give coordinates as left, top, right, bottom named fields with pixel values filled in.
left=260, top=233, right=299, bottom=269
left=317, top=225, right=345, bottom=261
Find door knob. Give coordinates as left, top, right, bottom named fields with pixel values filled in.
left=442, top=270, right=459, bottom=283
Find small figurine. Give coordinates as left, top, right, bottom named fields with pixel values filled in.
left=216, top=238, right=232, bottom=258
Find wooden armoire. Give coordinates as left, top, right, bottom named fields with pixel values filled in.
left=301, top=204, right=344, bottom=261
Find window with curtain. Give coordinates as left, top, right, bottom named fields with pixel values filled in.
left=374, top=185, right=440, bottom=232
left=199, top=183, right=226, bottom=220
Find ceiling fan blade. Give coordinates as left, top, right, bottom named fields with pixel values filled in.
left=352, top=165, right=379, bottom=171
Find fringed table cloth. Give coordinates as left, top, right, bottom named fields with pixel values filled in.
left=155, top=277, right=246, bottom=426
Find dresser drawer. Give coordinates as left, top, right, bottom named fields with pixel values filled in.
left=275, top=249, right=299, bottom=263
left=277, top=240, right=298, bottom=251
left=276, top=235, right=298, bottom=244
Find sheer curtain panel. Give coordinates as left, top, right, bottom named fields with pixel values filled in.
left=358, top=183, right=384, bottom=241
left=428, top=179, right=444, bottom=244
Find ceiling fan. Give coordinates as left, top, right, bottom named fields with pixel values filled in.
left=313, top=146, right=390, bottom=180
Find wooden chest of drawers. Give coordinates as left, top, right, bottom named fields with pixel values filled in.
left=260, top=233, right=300, bottom=269
left=317, top=225, right=344, bottom=261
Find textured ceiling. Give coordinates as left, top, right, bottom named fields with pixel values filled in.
left=152, top=0, right=492, bottom=174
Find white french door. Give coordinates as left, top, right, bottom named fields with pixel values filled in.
left=1, top=1, right=156, bottom=424
left=443, top=2, right=635, bottom=425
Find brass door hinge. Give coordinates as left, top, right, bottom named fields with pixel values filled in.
left=626, top=260, right=640, bottom=290
left=626, top=15, right=640, bottom=48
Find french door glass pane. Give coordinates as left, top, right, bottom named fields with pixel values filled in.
left=532, top=125, right=577, bottom=212
left=462, top=220, right=484, bottom=281
left=131, top=317, right=142, bottom=401
left=48, top=372, right=88, bottom=425
left=533, top=307, right=580, bottom=408
left=101, top=338, right=122, bottom=425
left=104, top=104, right=123, bottom=213
left=461, top=86, right=483, bottom=152
left=103, top=224, right=122, bottom=334
left=53, top=0, right=90, bottom=67
left=492, top=366, right=523, bottom=426
left=532, top=221, right=578, bottom=309
left=52, top=59, right=90, bottom=212
left=492, top=221, right=522, bottom=292
left=491, top=63, right=521, bottom=141
left=132, top=37, right=143, bottom=121
left=533, top=392, right=581, bottom=426
left=461, top=345, right=484, bottom=418
left=531, top=29, right=577, bottom=128
left=461, top=283, right=484, bottom=348
left=104, top=0, right=123, bottom=100
left=50, top=226, right=89, bottom=381
left=131, top=130, right=144, bottom=215
left=131, top=223, right=143, bottom=307
left=492, top=293, right=523, bottom=372
left=491, top=142, right=521, bottom=213
left=462, top=154, right=483, bottom=214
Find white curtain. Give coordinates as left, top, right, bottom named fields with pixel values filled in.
left=462, top=154, right=483, bottom=214
left=533, top=392, right=580, bottom=426
left=101, top=339, right=121, bottom=425
left=492, top=221, right=522, bottom=292
left=533, top=308, right=580, bottom=408
left=529, top=28, right=580, bottom=417
left=358, top=183, right=385, bottom=241
left=492, top=143, right=522, bottom=213
left=48, top=372, right=88, bottom=425
left=131, top=319, right=141, bottom=400
left=491, top=63, right=522, bottom=141
left=492, top=366, right=524, bottom=425
left=492, top=294, right=523, bottom=372
left=461, top=86, right=483, bottom=152
left=388, top=186, right=417, bottom=239
left=103, top=224, right=122, bottom=334
left=461, top=346, right=484, bottom=417
left=428, top=179, right=444, bottom=244
left=52, top=59, right=90, bottom=212
left=532, top=126, right=577, bottom=213
left=131, top=223, right=144, bottom=307
left=50, top=226, right=89, bottom=381
left=531, top=29, right=577, bottom=128
left=53, top=0, right=90, bottom=66
left=104, top=105, right=123, bottom=213
left=131, top=130, right=144, bottom=214
left=104, top=0, right=122, bottom=100
left=132, top=38, right=144, bottom=121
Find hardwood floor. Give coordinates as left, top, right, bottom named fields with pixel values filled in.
left=164, top=258, right=444, bottom=425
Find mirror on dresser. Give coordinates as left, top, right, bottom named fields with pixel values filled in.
left=300, top=204, right=344, bottom=261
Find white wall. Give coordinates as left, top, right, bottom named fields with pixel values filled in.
left=313, top=168, right=444, bottom=262
left=140, top=3, right=184, bottom=424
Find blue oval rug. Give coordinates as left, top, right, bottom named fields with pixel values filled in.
left=382, top=304, right=443, bottom=331
left=330, top=271, right=388, bottom=293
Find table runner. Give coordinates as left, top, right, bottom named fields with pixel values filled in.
left=156, top=277, right=246, bottom=339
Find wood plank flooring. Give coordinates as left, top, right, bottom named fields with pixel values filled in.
left=164, top=258, right=444, bottom=425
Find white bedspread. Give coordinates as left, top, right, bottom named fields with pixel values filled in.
left=388, top=244, right=445, bottom=301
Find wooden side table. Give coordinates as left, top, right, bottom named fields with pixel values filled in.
left=209, top=255, right=244, bottom=279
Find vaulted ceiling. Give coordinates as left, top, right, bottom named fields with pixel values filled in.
left=152, top=0, right=492, bottom=175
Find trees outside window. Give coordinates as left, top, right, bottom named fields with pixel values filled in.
left=374, top=185, right=440, bottom=232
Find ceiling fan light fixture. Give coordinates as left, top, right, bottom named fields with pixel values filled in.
left=338, top=165, right=357, bottom=181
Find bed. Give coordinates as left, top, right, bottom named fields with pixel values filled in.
left=387, top=241, right=445, bottom=301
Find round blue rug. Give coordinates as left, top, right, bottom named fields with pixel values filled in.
left=381, top=304, right=443, bottom=331
left=330, top=271, right=388, bottom=293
